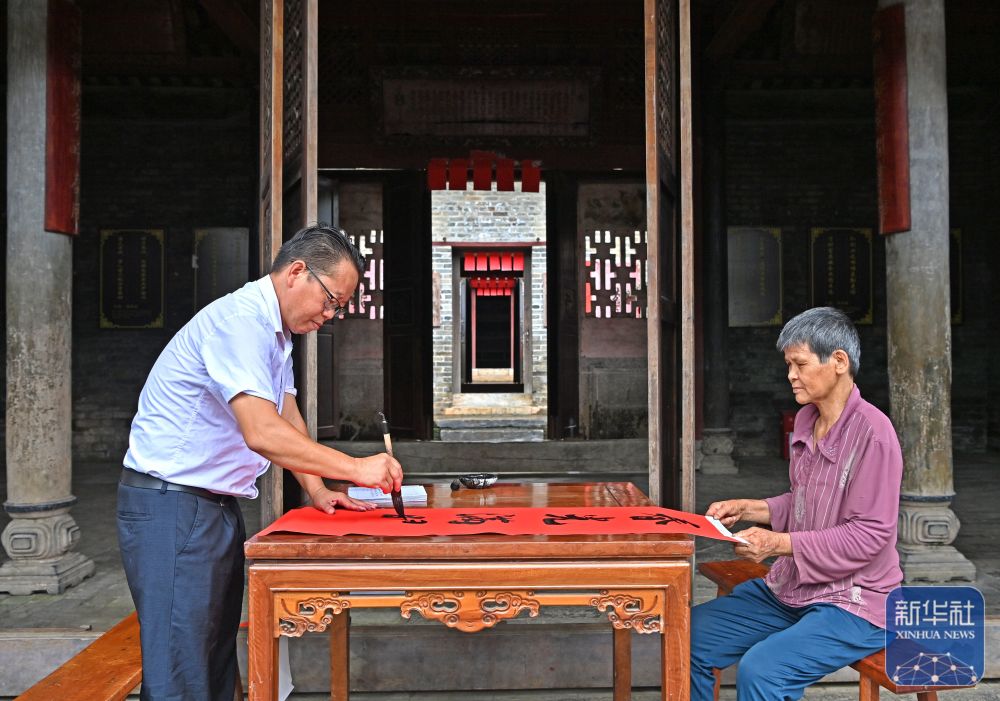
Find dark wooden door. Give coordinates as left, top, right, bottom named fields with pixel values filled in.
left=546, top=172, right=580, bottom=440
left=645, top=0, right=683, bottom=508
left=383, top=172, right=432, bottom=439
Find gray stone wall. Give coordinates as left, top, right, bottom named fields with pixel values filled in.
left=577, top=182, right=649, bottom=439
left=724, top=89, right=996, bottom=456
left=70, top=87, right=256, bottom=461
left=335, top=182, right=385, bottom=440
left=430, top=188, right=548, bottom=413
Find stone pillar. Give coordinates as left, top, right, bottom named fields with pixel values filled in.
left=699, top=84, right=736, bottom=474
left=880, top=0, right=974, bottom=582
left=1, top=0, right=94, bottom=594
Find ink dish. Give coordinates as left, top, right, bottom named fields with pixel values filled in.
left=458, top=473, right=498, bottom=489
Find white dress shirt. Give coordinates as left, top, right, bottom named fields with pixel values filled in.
left=124, top=276, right=296, bottom=497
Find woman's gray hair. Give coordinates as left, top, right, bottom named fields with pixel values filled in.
left=776, top=307, right=860, bottom=377
left=272, top=224, right=365, bottom=277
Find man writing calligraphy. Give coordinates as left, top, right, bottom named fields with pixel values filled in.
left=117, top=225, right=403, bottom=700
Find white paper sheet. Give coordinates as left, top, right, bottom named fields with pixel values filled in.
left=278, top=635, right=293, bottom=701
left=706, top=515, right=749, bottom=544
left=347, top=484, right=427, bottom=505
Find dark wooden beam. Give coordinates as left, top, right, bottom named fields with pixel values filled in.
left=730, top=55, right=872, bottom=78
left=197, top=0, right=259, bottom=56
left=704, top=0, right=778, bottom=63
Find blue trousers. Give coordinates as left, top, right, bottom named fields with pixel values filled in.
left=117, top=483, right=246, bottom=701
left=690, top=578, right=885, bottom=701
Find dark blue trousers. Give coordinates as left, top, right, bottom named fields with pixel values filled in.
left=691, top=578, right=886, bottom=701
left=117, top=482, right=245, bottom=701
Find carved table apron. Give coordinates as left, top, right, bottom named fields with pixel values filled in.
left=245, top=482, right=694, bottom=701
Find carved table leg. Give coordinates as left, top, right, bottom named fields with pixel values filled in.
left=247, top=577, right=277, bottom=701
left=613, top=626, right=632, bottom=701
left=661, top=585, right=690, bottom=701
left=330, top=611, right=350, bottom=701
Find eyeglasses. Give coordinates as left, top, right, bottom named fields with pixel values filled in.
left=305, top=264, right=348, bottom=318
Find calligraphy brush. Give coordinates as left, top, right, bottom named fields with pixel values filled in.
left=376, top=411, right=405, bottom=518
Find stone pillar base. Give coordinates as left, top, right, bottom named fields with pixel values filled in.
left=698, top=428, right=738, bottom=474
left=898, top=544, right=976, bottom=583
left=0, top=551, right=95, bottom=595
left=898, top=499, right=976, bottom=583
left=1, top=506, right=95, bottom=595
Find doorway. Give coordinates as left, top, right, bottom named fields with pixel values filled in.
left=461, top=250, right=526, bottom=392
left=430, top=187, right=547, bottom=440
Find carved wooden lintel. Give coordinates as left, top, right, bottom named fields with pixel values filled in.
left=277, top=594, right=351, bottom=637
left=590, top=590, right=662, bottom=633
left=401, top=590, right=540, bottom=633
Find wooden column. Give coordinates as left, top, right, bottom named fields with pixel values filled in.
left=644, top=0, right=693, bottom=511
left=678, top=0, right=695, bottom=513
left=698, top=83, right=736, bottom=475
left=258, top=0, right=284, bottom=526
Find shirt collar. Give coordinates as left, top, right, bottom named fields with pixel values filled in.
left=255, top=275, right=290, bottom=342
left=790, top=384, right=862, bottom=461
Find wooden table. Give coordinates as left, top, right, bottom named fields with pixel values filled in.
left=245, top=482, right=694, bottom=700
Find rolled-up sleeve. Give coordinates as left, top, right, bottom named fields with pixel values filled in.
left=789, top=437, right=903, bottom=585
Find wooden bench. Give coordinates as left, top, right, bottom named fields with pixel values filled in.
left=698, top=560, right=975, bottom=701
left=15, top=612, right=245, bottom=701
left=15, top=612, right=142, bottom=701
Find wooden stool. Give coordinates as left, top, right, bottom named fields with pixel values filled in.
left=697, top=560, right=976, bottom=701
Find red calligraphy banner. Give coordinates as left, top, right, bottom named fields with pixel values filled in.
left=257, top=506, right=743, bottom=542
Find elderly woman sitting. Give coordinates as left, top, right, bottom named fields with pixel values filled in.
left=690, top=306, right=903, bottom=700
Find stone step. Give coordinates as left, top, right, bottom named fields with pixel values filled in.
left=323, top=438, right=649, bottom=478
left=435, top=416, right=547, bottom=430
left=440, top=404, right=545, bottom=416
left=448, top=393, right=535, bottom=409
left=6, top=614, right=1000, bottom=697
left=439, top=427, right=545, bottom=442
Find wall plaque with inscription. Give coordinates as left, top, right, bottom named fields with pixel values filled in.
left=99, top=229, right=164, bottom=328
left=194, top=228, right=249, bottom=311
left=810, top=227, right=873, bottom=324
left=381, top=73, right=592, bottom=138
left=727, top=227, right=782, bottom=327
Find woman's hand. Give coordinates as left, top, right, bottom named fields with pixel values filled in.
left=733, top=527, right=792, bottom=563
left=706, top=499, right=746, bottom=528
left=308, top=487, right=377, bottom=515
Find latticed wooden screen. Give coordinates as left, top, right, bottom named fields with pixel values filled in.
left=346, top=230, right=384, bottom=320
left=283, top=0, right=304, bottom=168
left=583, top=230, right=648, bottom=319
left=655, top=0, right=675, bottom=168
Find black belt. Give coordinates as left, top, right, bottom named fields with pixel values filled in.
left=120, top=468, right=231, bottom=503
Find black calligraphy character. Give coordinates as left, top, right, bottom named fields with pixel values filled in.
left=448, top=513, right=515, bottom=525
left=630, top=513, right=700, bottom=529
left=542, top=513, right=615, bottom=526
left=382, top=514, right=427, bottom=525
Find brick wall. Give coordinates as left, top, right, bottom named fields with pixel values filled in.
left=333, top=182, right=385, bottom=439
left=430, top=188, right=548, bottom=414
left=70, top=86, right=256, bottom=460
left=724, top=90, right=996, bottom=456
left=577, top=182, right=648, bottom=439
